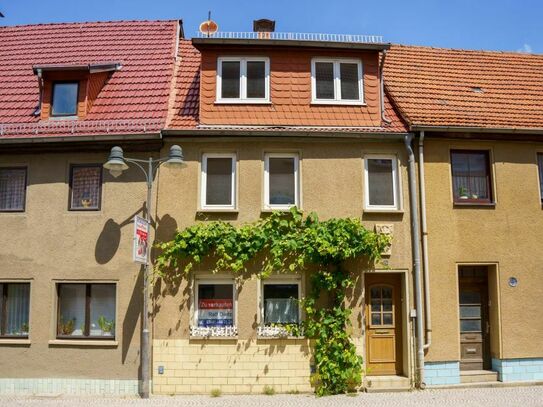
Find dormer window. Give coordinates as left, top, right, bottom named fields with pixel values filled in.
left=311, top=58, right=363, bottom=105
left=51, top=82, right=79, bottom=117
left=216, top=57, right=270, bottom=103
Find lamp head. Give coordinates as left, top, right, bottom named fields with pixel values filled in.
left=163, top=145, right=187, bottom=169
left=104, top=146, right=129, bottom=177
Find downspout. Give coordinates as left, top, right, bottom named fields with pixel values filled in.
left=419, top=131, right=432, bottom=351
left=379, top=50, right=392, bottom=124
left=405, top=133, right=425, bottom=388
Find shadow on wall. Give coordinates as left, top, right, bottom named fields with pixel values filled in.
left=123, top=266, right=143, bottom=364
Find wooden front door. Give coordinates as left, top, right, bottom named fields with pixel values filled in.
left=459, top=267, right=490, bottom=370
left=365, top=273, right=403, bottom=375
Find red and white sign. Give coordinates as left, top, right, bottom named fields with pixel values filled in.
left=198, top=299, right=233, bottom=327
left=133, top=215, right=149, bottom=264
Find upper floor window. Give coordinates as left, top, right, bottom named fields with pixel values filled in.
left=538, top=154, right=543, bottom=203
left=201, top=153, right=236, bottom=210
left=364, top=156, right=401, bottom=211
left=311, top=58, right=363, bottom=104
left=451, top=150, right=492, bottom=204
left=69, top=165, right=102, bottom=211
left=0, top=282, right=30, bottom=338
left=264, top=153, right=300, bottom=210
left=51, top=82, right=79, bottom=117
left=216, top=57, right=270, bottom=103
left=0, top=167, right=27, bottom=212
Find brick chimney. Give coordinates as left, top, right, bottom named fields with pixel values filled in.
left=253, top=19, right=275, bottom=39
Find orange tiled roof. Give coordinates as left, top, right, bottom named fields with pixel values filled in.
left=384, top=45, right=543, bottom=130
left=0, top=20, right=179, bottom=139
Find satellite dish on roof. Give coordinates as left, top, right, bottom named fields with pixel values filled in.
left=199, top=11, right=218, bottom=37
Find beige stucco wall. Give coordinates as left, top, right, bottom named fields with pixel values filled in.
left=0, top=149, right=153, bottom=380
left=151, top=138, right=414, bottom=392
left=423, top=138, right=543, bottom=362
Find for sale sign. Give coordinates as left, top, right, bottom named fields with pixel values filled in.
left=133, top=215, right=149, bottom=264
left=198, top=299, right=233, bottom=327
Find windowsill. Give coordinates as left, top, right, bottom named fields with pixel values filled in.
left=198, top=208, right=239, bottom=213
left=257, top=335, right=306, bottom=341
left=0, top=338, right=31, bottom=345
left=189, top=335, right=238, bottom=341
left=453, top=202, right=496, bottom=207
left=0, top=210, right=26, bottom=214
left=363, top=208, right=404, bottom=214
left=215, top=100, right=271, bottom=105
left=261, top=207, right=300, bottom=213
left=48, top=339, right=118, bottom=347
left=311, top=100, right=366, bottom=106
left=47, top=116, right=78, bottom=121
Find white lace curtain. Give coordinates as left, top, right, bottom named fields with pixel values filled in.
left=264, top=298, right=298, bottom=324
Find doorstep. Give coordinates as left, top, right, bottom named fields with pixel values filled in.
left=364, top=375, right=411, bottom=393
left=460, top=369, right=498, bottom=384
left=428, top=380, right=543, bottom=390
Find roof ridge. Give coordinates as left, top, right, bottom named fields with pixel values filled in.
left=390, top=43, right=543, bottom=57
left=0, top=19, right=180, bottom=30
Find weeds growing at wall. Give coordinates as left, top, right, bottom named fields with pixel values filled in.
left=155, top=207, right=389, bottom=396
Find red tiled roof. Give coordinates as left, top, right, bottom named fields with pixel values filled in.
left=384, top=45, right=543, bottom=130
left=166, top=40, right=407, bottom=133
left=0, top=20, right=179, bottom=139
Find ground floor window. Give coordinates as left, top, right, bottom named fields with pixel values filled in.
left=262, top=281, right=300, bottom=325
left=57, top=283, right=116, bottom=339
left=195, top=281, right=234, bottom=328
left=0, top=283, right=30, bottom=338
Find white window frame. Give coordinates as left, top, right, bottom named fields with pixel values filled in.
left=311, top=58, right=364, bottom=105
left=264, top=152, right=300, bottom=210
left=216, top=57, right=270, bottom=103
left=363, top=154, right=402, bottom=211
left=259, top=275, right=303, bottom=326
left=200, top=153, right=237, bottom=210
left=193, top=277, right=237, bottom=328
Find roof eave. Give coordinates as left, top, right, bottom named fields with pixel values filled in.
left=192, top=37, right=391, bottom=51
left=411, top=125, right=543, bottom=135
left=162, top=128, right=408, bottom=139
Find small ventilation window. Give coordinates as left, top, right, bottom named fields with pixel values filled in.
left=471, top=87, right=484, bottom=93
left=51, top=82, right=79, bottom=117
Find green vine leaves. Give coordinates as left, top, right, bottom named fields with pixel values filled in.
left=154, top=207, right=391, bottom=396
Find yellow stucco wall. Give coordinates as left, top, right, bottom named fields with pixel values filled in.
left=423, top=138, right=543, bottom=362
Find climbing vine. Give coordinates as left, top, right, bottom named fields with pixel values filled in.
left=155, top=207, right=390, bottom=396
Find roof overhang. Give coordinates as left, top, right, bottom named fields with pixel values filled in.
left=192, top=37, right=390, bottom=51
left=412, top=125, right=543, bottom=135
left=32, top=62, right=122, bottom=75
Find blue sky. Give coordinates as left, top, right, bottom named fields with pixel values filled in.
left=1, top=0, right=542, bottom=53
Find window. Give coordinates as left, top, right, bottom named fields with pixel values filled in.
left=538, top=154, right=543, bottom=203
left=51, top=82, right=79, bottom=117
left=0, top=283, right=30, bottom=338
left=311, top=59, right=363, bottom=104
left=0, top=167, right=27, bottom=212
left=201, top=153, right=236, bottom=209
left=56, top=283, right=116, bottom=339
left=195, top=281, right=235, bottom=328
left=217, top=57, right=270, bottom=102
left=364, top=156, right=401, bottom=210
left=451, top=150, right=492, bottom=204
left=69, top=165, right=102, bottom=211
left=262, top=281, right=300, bottom=326
left=369, top=285, right=394, bottom=327
left=264, top=153, right=300, bottom=209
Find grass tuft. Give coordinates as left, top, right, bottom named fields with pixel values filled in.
left=263, top=385, right=276, bottom=395
left=210, top=388, right=222, bottom=397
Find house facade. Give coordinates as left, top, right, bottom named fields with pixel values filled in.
left=1, top=18, right=542, bottom=397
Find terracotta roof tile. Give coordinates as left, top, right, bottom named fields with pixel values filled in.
left=384, top=45, right=543, bottom=130
left=0, top=20, right=178, bottom=138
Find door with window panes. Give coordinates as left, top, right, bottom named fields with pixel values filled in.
left=365, top=273, right=403, bottom=375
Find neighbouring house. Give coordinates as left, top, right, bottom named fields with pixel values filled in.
left=1, top=18, right=542, bottom=397
left=0, top=20, right=182, bottom=395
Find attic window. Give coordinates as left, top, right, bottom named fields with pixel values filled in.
left=51, top=82, right=79, bottom=117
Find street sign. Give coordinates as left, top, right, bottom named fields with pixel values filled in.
left=133, top=215, right=149, bottom=264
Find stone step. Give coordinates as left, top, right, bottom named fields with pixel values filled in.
left=365, top=375, right=411, bottom=392
left=460, top=370, right=499, bottom=384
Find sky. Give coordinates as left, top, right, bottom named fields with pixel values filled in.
left=1, top=0, right=542, bottom=53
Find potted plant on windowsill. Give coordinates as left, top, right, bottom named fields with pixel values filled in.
left=59, top=317, right=76, bottom=336
left=458, top=186, right=469, bottom=200
left=21, top=323, right=29, bottom=336
left=97, top=316, right=115, bottom=337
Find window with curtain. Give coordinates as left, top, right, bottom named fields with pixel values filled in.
left=312, top=59, right=363, bottom=103
left=196, top=283, right=234, bottom=327
left=201, top=154, right=236, bottom=209
left=451, top=150, right=492, bottom=203
left=70, top=165, right=102, bottom=210
left=217, top=57, right=269, bottom=102
left=0, top=283, right=30, bottom=337
left=364, top=156, right=400, bottom=210
left=538, top=154, right=543, bottom=203
left=263, top=283, right=299, bottom=325
left=57, top=283, right=116, bottom=338
left=0, top=168, right=27, bottom=212
left=265, top=154, right=299, bottom=208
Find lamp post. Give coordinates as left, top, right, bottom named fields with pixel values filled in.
left=104, top=145, right=186, bottom=398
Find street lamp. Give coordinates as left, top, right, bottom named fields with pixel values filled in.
left=104, top=145, right=186, bottom=398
